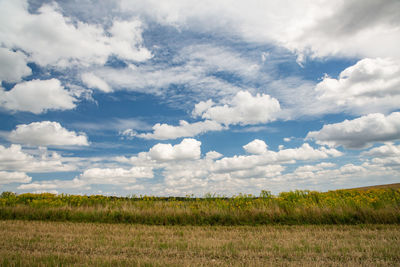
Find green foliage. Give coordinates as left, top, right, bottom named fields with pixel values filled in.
left=0, top=188, right=399, bottom=225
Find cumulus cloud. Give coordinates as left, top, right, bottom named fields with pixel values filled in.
left=268, top=58, right=400, bottom=119
left=205, top=151, right=223, bottom=160
left=277, top=144, right=343, bottom=161
left=284, top=163, right=367, bottom=184
left=295, top=162, right=336, bottom=173
left=0, top=47, right=31, bottom=82
left=125, top=184, right=145, bottom=191
left=119, top=0, right=400, bottom=61
left=193, top=91, right=281, bottom=126
left=18, top=178, right=86, bottom=191
left=17, top=165, right=153, bottom=192
left=363, top=143, right=400, bottom=158
left=218, top=165, right=284, bottom=180
left=212, top=142, right=341, bottom=173
left=243, top=139, right=267, bottom=155
left=307, top=112, right=400, bottom=149
left=0, top=79, right=77, bottom=114
left=8, top=121, right=89, bottom=147
left=119, top=129, right=137, bottom=140
left=0, top=171, right=31, bottom=184
left=0, top=0, right=151, bottom=67
left=150, top=139, right=341, bottom=195
left=148, top=138, right=201, bottom=162
left=137, top=120, right=223, bottom=140
left=79, top=166, right=153, bottom=184
left=363, top=143, right=400, bottom=167
left=0, top=145, right=76, bottom=173
left=290, top=0, right=400, bottom=60
left=81, top=73, right=112, bottom=92
left=107, top=19, right=152, bottom=62
left=10, top=139, right=343, bottom=196
left=150, top=140, right=342, bottom=195
left=315, top=58, right=400, bottom=114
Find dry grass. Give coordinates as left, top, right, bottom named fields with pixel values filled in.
left=345, top=183, right=400, bottom=191
left=1, top=220, right=399, bottom=266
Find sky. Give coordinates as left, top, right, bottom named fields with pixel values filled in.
left=0, top=0, right=400, bottom=196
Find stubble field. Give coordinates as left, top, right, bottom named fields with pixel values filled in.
left=1, top=220, right=400, bottom=266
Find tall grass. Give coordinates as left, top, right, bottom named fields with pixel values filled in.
left=1, top=189, right=399, bottom=225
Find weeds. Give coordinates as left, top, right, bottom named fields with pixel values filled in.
left=0, top=189, right=399, bottom=225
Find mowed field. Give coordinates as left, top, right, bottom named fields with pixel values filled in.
left=1, top=220, right=400, bottom=266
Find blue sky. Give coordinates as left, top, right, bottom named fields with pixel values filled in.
left=1, top=0, right=400, bottom=196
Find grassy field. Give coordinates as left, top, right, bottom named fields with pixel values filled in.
left=1, top=188, right=399, bottom=266
left=346, top=183, right=400, bottom=191
left=1, top=188, right=400, bottom=225
left=1, top=220, right=399, bottom=266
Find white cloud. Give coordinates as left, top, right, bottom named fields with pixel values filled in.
left=16, top=164, right=153, bottom=192
left=119, top=129, right=137, bottom=140
left=149, top=140, right=341, bottom=195
left=0, top=79, right=77, bottom=114
left=81, top=73, right=112, bottom=92
left=363, top=143, right=400, bottom=167
left=119, top=0, right=400, bottom=61
left=90, top=43, right=259, bottom=106
left=125, top=184, right=145, bottom=191
left=205, top=151, right=223, bottom=160
left=192, top=99, right=214, bottom=117
left=232, top=126, right=270, bottom=133
left=339, top=164, right=366, bottom=174
left=363, top=143, right=400, bottom=158
left=79, top=166, right=153, bottom=184
left=138, top=120, right=223, bottom=140
left=0, top=0, right=151, bottom=67
left=0, top=47, right=31, bottom=82
left=178, top=44, right=260, bottom=78
left=243, top=139, right=267, bottom=155
left=288, top=0, right=400, bottom=60
left=156, top=140, right=341, bottom=194
left=222, top=165, right=284, bottom=179
left=0, top=145, right=76, bottom=173
left=33, top=190, right=59, bottom=194
left=315, top=58, right=400, bottom=114
left=277, top=144, right=342, bottom=161
left=107, top=20, right=152, bottom=62
left=194, top=91, right=281, bottom=126
left=18, top=178, right=86, bottom=190
left=295, top=162, right=336, bottom=173
left=212, top=143, right=341, bottom=173
left=93, top=62, right=243, bottom=101
left=283, top=162, right=369, bottom=185
left=370, top=156, right=400, bottom=167
left=8, top=121, right=89, bottom=147
left=307, top=112, right=400, bottom=149
left=73, top=118, right=151, bottom=132
left=0, top=171, right=31, bottom=184
left=148, top=138, right=201, bottom=162
left=268, top=58, right=400, bottom=119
